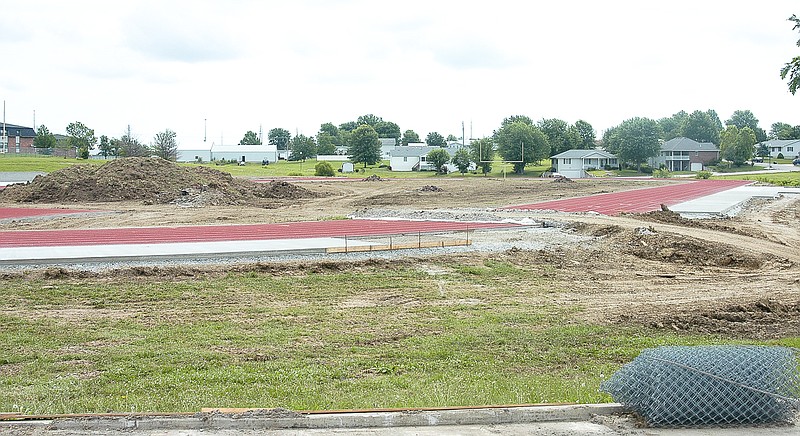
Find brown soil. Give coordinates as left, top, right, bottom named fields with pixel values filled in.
left=1, top=164, right=799, bottom=340
left=0, top=157, right=317, bottom=207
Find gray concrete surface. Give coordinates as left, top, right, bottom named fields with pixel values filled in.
left=0, top=171, right=45, bottom=186
left=670, top=185, right=800, bottom=217
left=1, top=404, right=798, bottom=435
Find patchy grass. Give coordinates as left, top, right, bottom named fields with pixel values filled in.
left=714, top=172, right=800, bottom=187
left=0, top=155, right=106, bottom=172
left=0, top=260, right=778, bottom=414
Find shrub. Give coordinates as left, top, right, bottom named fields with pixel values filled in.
left=315, top=161, right=335, bottom=177
left=777, top=153, right=785, bottom=160
left=696, top=170, right=712, bottom=179
left=653, top=168, right=671, bottom=178
left=639, top=164, right=653, bottom=174
left=287, top=172, right=303, bottom=176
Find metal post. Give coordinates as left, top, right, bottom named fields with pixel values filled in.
left=344, top=235, right=348, bottom=253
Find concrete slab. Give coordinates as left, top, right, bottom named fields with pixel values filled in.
left=0, top=237, right=377, bottom=265
left=670, top=186, right=800, bottom=217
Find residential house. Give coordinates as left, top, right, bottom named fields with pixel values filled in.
left=649, top=137, right=718, bottom=171
left=550, top=149, right=619, bottom=178
left=389, top=144, right=464, bottom=172
left=758, top=139, right=800, bottom=159
left=0, top=123, right=36, bottom=154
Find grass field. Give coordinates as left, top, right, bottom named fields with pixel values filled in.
left=0, top=260, right=786, bottom=414
left=0, top=155, right=551, bottom=179
left=714, top=171, right=800, bottom=186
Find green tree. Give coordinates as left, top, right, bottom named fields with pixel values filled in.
left=98, top=135, right=116, bottom=158
left=769, top=122, right=800, bottom=140
left=338, top=121, right=359, bottom=132
left=494, top=121, right=549, bottom=174
left=314, top=161, right=335, bottom=176
left=658, top=111, right=688, bottom=141
left=681, top=110, right=720, bottom=144
left=151, top=129, right=178, bottom=161
left=720, top=125, right=756, bottom=166
left=320, top=122, right=339, bottom=137
left=316, top=133, right=337, bottom=155
left=426, top=131, right=446, bottom=147
left=573, top=120, right=596, bottom=149
left=451, top=148, right=471, bottom=174
left=33, top=125, right=56, bottom=150
left=499, top=115, right=534, bottom=128
left=469, top=137, right=494, bottom=175
left=375, top=121, right=401, bottom=144
left=65, top=121, right=96, bottom=159
left=538, top=118, right=580, bottom=155
left=239, top=130, right=261, bottom=145
left=401, top=129, right=420, bottom=146
left=427, top=148, right=450, bottom=174
left=357, top=114, right=382, bottom=128
left=348, top=124, right=381, bottom=167
left=268, top=128, right=291, bottom=150
left=781, top=14, right=800, bottom=95
left=726, top=110, right=766, bottom=142
left=604, top=117, right=661, bottom=171
left=288, top=134, right=316, bottom=161
left=115, top=134, right=149, bottom=157
left=446, top=134, right=458, bottom=142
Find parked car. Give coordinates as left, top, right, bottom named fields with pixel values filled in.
left=793, top=158, right=800, bottom=166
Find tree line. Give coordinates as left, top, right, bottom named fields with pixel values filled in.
left=33, top=122, right=179, bottom=160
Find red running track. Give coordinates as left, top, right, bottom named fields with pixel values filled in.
left=0, top=219, right=521, bottom=248
left=0, top=207, right=94, bottom=220
left=503, top=179, right=752, bottom=215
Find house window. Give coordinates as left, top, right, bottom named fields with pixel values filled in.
left=563, top=158, right=571, bottom=164
left=421, top=156, right=426, bottom=162
left=403, top=157, right=407, bottom=162
left=788, top=147, right=794, bottom=152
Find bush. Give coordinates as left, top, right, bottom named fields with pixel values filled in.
left=639, top=164, right=653, bottom=174
left=287, top=172, right=303, bottom=176
left=696, top=170, right=712, bottom=179
left=653, top=168, right=671, bottom=178
left=777, top=153, right=785, bottom=160
left=315, top=161, right=335, bottom=177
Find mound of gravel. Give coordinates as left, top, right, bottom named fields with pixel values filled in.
left=0, top=157, right=317, bottom=207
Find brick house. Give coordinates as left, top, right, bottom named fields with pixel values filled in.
left=0, top=123, right=36, bottom=154
left=649, top=137, right=719, bottom=171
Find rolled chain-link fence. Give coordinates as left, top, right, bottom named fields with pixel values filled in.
left=601, top=346, right=800, bottom=427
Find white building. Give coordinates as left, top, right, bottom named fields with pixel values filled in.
left=178, top=143, right=280, bottom=164
left=758, top=139, right=800, bottom=159
left=389, top=144, right=465, bottom=172
left=550, top=149, right=618, bottom=178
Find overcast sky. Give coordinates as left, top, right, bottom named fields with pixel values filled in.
left=1, top=0, right=798, bottom=149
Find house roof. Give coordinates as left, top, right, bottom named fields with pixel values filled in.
left=760, top=139, right=800, bottom=147
left=0, top=123, right=35, bottom=137
left=662, top=137, right=718, bottom=152
left=550, top=149, right=617, bottom=159
left=391, top=146, right=439, bottom=157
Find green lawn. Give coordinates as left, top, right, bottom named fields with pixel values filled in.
left=1, top=260, right=789, bottom=414
left=0, top=155, right=551, bottom=179
left=713, top=171, right=800, bottom=187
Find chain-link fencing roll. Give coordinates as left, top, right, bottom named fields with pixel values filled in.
left=600, top=345, right=800, bottom=427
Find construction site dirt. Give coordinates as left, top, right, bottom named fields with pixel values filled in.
left=0, top=159, right=797, bottom=341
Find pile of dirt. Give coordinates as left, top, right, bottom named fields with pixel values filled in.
left=552, top=175, right=574, bottom=183
left=362, top=174, right=384, bottom=182
left=420, top=185, right=444, bottom=192
left=626, top=209, right=750, bottom=237
left=0, top=157, right=317, bottom=207
left=621, top=227, right=764, bottom=269
left=646, top=299, right=800, bottom=339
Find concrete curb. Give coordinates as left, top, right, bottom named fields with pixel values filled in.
left=1, top=404, right=625, bottom=431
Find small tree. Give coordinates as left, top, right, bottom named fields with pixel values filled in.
left=288, top=134, right=316, bottom=161
left=116, top=134, right=149, bottom=157
left=33, top=125, right=56, bottom=151
left=720, top=125, right=756, bottom=166
left=65, top=121, right=97, bottom=159
left=239, top=130, right=261, bottom=145
left=427, top=148, right=450, bottom=174
left=314, top=161, right=335, bottom=176
left=401, top=129, right=420, bottom=146
left=451, top=148, right=471, bottom=174
left=98, top=135, right=116, bottom=158
left=426, top=131, right=446, bottom=147
left=151, top=129, right=178, bottom=161
left=470, top=137, right=494, bottom=175
left=348, top=124, right=381, bottom=168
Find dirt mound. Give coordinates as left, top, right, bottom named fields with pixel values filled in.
left=626, top=209, right=750, bottom=237
left=648, top=299, right=800, bottom=339
left=0, top=157, right=317, bottom=207
left=420, top=185, right=443, bottom=192
left=362, top=174, right=384, bottom=182
left=552, top=175, right=574, bottom=183
left=621, top=227, right=764, bottom=269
